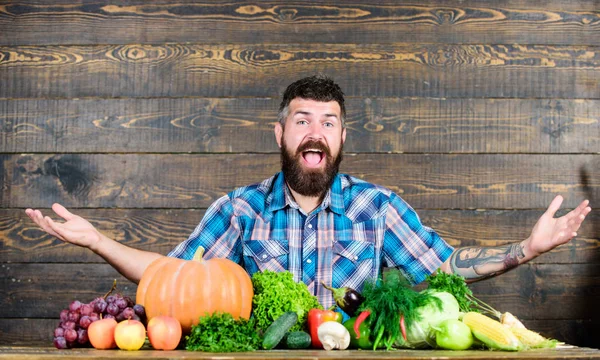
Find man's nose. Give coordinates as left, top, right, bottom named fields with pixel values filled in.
left=307, top=121, right=324, bottom=140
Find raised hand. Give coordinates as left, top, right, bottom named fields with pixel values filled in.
left=525, top=195, right=591, bottom=257
left=25, top=203, right=101, bottom=249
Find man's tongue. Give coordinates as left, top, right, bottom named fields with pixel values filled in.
left=303, top=151, right=321, bottom=166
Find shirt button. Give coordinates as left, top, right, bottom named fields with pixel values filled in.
left=354, top=256, right=359, bottom=261
left=262, top=254, right=267, bottom=259
left=306, top=259, right=312, bottom=264
left=308, top=224, right=313, bottom=229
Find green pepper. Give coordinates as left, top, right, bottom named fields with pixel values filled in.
left=343, top=316, right=373, bottom=349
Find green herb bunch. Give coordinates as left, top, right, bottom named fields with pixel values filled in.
left=360, top=269, right=442, bottom=350
left=251, top=270, right=322, bottom=332
left=186, top=312, right=262, bottom=352
left=425, top=271, right=477, bottom=313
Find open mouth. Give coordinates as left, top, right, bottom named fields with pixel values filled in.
left=301, top=149, right=325, bottom=167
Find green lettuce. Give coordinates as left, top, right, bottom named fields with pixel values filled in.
left=251, top=270, right=322, bottom=332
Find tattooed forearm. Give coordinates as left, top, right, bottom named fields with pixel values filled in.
left=449, top=243, right=526, bottom=281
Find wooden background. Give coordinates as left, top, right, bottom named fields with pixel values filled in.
left=1, top=0, right=599, bottom=348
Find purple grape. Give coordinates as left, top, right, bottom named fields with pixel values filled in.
left=67, top=311, right=80, bottom=323
left=123, top=296, right=134, bottom=307
left=79, top=315, right=92, bottom=329
left=93, top=298, right=107, bottom=313
left=121, top=307, right=135, bottom=320
left=133, top=304, right=146, bottom=318
left=106, top=295, right=116, bottom=304
left=60, top=309, right=69, bottom=322
left=69, top=300, right=82, bottom=312
left=103, top=314, right=115, bottom=320
left=114, top=298, right=128, bottom=310
left=106, top=303, right=119, bottom=316
left=54, top=327, right=65, bottom=338
left=53, top=336, right=68, bottom=349
left=131, top=314, right=141, bottom=322
left=64, top=329, right=77, bottom=342
left=89, top=312, right=99, bottom=322
left=62, top=321, right=76, bottom=330
left=115, top=312, right=125, bottom=322
left=77, top=329, right=89, bottom=344
left=80, top=304, right=93, bottom=316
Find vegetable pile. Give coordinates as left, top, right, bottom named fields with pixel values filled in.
left=178, top=269, right=561, bottom=353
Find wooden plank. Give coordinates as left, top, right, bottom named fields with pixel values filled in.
left=1, top=264, right=136, bottom=318
left=2, top=154, right=597, bottom=209
left=1, top=208, right=598, bottom=264
left=1, top=1, right=599, bottom=46
left=1, top=44, right=600, bottom=99
left=2, top=263, right=599, bottom=320
left=1, top=346, right=600, bottom=360
left=2, top=318, right=597, bottom=348
left=2, top=98, right=598, bottom=154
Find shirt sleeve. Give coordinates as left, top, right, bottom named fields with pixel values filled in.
left=382, top=192, right=454, bottom=285
left=167, top=194, right=243, bottom=264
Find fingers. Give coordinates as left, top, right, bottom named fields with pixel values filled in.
left=545, top=195, right=564, bottom=218
left=25, top=208, right=64, bottom=240
left=51, top=203, right=75, bottom=221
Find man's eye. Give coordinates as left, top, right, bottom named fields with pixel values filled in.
left=297, top=120, right=308, bottom=125
left=324, top=122, right=334, bottom=128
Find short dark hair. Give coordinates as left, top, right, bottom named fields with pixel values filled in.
left=278, top=75, right=346, bottom=127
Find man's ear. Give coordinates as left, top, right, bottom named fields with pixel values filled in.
left=342, top=127, right=347, bottom=144
left=274, top=122, right=283, bottom=148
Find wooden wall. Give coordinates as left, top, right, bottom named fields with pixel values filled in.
left=1, top=0, right=599, bottom=347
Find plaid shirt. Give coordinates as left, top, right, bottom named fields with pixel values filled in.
left=168, top=171, right=453, bottom=309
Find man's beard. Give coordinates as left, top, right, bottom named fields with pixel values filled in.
left=281, top=138, right=343, bottom=198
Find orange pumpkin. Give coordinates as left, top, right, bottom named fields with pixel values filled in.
left=136, top=247, right=253, bottom=334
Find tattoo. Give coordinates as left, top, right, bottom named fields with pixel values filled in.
left=449, top=243, right=526, bottom=281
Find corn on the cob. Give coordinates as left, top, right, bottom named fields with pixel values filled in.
left=510, top=327, right=556, bottom=348
left=462, top=312, right=522, bottom=351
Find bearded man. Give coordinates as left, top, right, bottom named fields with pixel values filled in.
left=26, top=75, right=591, bottom=309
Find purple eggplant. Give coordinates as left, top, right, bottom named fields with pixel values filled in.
left=321, top=281, right=365, bottom=317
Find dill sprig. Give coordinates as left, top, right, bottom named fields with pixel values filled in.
left=359, top=269, right=441, bottom=350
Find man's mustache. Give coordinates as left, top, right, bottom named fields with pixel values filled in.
left=296, top=140, right=332, bottom=157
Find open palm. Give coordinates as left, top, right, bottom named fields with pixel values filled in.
left=25, top=203, right=101, bottom=249
left=527, top=195, right=591, bottom=257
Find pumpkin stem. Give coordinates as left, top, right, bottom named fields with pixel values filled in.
left=192, top=246, right=206, bottom=262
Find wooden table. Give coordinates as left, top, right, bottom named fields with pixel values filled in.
left=2, top=346, right=600, bottom=360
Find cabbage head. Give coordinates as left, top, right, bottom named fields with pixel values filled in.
left=394, top=290, right=460, bottom=349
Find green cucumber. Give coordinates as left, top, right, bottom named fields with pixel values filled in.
left=285, top=331, right=312, bottom=349
left=262, top=311, right=299, bottom=350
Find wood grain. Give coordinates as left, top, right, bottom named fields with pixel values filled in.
left=1, top=1, right=599, bottom=46
left=2, top=208, right=598, bottom=264
left=1, top=344, right=600, bottom=358
left=3, top=154, right=597, bottom=209
left=1, top=98, right=598, bottom=154
left=2, top=44, right=600, bottom=98
left=2, top=263, right=599, bottom=319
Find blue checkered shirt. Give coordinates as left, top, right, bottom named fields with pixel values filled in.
left=168, top=172, right=454, bottom=309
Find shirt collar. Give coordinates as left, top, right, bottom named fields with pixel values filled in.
left=267, top=171, right=345, bottom=216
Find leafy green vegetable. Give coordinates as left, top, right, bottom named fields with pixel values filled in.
left=251, top=270, right=322, bottom=332
left=359, top=269, right=442, bottom=350
left=186, top=312, right=262, bottom=352
left=394, top=290, right=460, bottom=349
left=425, top=271, right=478, bottom=313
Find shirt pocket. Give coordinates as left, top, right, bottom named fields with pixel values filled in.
left=243, top=239, right=289, bottom=274
left=332, top=240, right=375, bottom=292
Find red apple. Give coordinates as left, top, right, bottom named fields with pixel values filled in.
left=114, top=319, right=146, bottom=351
left=88, top=318, right=118, bottom=349
left=147, top=315, right=182, bottom=350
